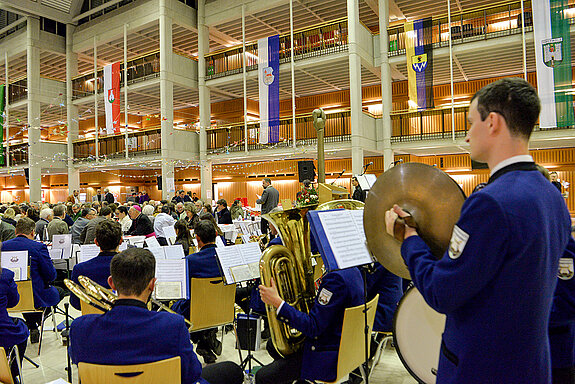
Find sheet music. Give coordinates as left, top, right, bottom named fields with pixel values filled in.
left=145, top=237, right=161, bottom=249
left=215, top=242, right=262, bottom=284
left=242, top=234, right=251, bottom=244
left=79, top=244, right=100, bottom=263
left=164, top=226, right=177, bottom=245
left=230, top=265, right=253, bottom=282
left=164, top=244, right=185, bottom=259
left=318, top=210, right=373, bottom=269
left=215, top=236, right=225, bottom=248
left=123, top=235, right=146, bottom=247
left=49, top=248, right=64, bottom=260
left=149, top=247, right=166, bottom=260
left=119, top=242, right=128, bottom=252
left=240, top=242, right=263, bottom=266
left=154, top=259, right=187, bottom=299
left=349, top=210, right=366, bottom=242
left=215, top=246, right=243, bottom=283
left=1, top=251, right=28, bottom=281
left=52, top=234, right=72, bottom=259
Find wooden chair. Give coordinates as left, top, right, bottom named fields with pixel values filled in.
left=8, top=280, right=59, bottom=355
left=189, top=277, right=236, bottom=332
left=0, top=346, right=22, bottom=384
left=80, top=300, right=104, bottom=316
left=78, top=356, right=181, bottom=384
left=319, top=294, right=379, bottom=384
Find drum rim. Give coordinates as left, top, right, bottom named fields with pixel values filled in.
left=392, top=284, right=433, bottom=384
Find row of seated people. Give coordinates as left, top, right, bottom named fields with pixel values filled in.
left=0, top=212, right=405, bottom=383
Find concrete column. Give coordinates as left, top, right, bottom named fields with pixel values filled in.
left=27, top=17, right=42, bottom=202
left=347, top=0, right=364, bottom=176
left=159, top=0, right=175, bottom=200
left=379, top=0, right=394, bottom=170
left=66, top=24, right=80, bottom=193
left=198, top=0, right=212, bottom=202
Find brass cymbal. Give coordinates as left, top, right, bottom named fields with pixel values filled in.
left=364, top=163, right=466, bottom=279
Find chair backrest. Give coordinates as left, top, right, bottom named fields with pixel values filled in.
left=78, top=356, right=181, bottom=384
left=189, top=277, right=236, bottom=331
left=80, top=300, right=105, bottom=316
left=333, top=294, right=379, bottom=382
left=0, top=347, right=14, bottom=384
left=7, top=280, right=37, bottom=313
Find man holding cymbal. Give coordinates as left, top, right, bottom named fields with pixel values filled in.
left=386, top=78, right=572, bottom=383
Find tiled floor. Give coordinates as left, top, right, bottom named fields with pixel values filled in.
left=15, top=297, right=418, bottom=384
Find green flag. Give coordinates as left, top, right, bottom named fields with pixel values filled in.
left=0, top=84, right=4, bottom=165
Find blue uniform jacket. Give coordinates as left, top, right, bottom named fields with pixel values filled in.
left=69, top=299, right=207, bottom=384
left=0, top=269, right=29, bottom=349
left=276, top=268, right=363, bottom=382
left=172, top=244, right=223, bottom=317
left=69, top=251, right=117, bottom=310
left=3, top=235, right=60, bottom=308
left=401, top=167, right=571, bottom=384
left=366, top=263, right=402, bottom=332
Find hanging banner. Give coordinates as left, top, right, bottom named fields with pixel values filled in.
left=0, top=84, right=4, bottom=165
left=258, top=34, right=280, bottom=144
left=533, top=0, right=574, bottom=128
left=103, top=62, right=121, bottom=135
left=405, top=18, right=434, bottom=110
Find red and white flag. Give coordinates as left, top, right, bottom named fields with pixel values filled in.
left=103, top=62, right=120, bottom=135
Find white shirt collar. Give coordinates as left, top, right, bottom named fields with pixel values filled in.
left=490, top=155, right=534, bottom=176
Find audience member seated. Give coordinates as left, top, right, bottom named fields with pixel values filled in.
left=71, top=208, right=95, bottom=244
left=47, top=204, right=69, bottom=241
left=0, top=263, right=29, bottom=382
left=255, top=267, right=364, bottom=384
left=0, top=219, right=16, bottom=242
left=230, top=199, right=244, bottom=220
left=116, top=206, right=132, bottom=234
left=183, top=202, right=199, bottom=229
left=127, top=206, right=154, bottom=237
left=69, top=248, right=243, bottom=384
left=154, top=206, right=176, bottom=246
left=80, top=206, right=112, bottom=245
left=142, top=204, right=155, bottom=225
left=174, top=219, right=194, bottom=255
left=35, top=208, right=53, bottom=241
left=69, top=220, right=123, bottom=311
left=2, top=208, right=17, bottom=227
left=216, top=199, right=233, bottom=224
left=3, top=217, right=64, bottom=343
left=172, top=221, right=224, bottom=364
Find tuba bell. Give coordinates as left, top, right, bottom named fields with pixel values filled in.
left=260, top=206, right=317, bottom=356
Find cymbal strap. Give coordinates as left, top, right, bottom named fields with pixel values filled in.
left=394, top=214, right=418, bottom=242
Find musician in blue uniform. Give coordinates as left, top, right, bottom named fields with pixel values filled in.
left=256, top=267, right=364, bottom=384
left=0, top=267, right=29, bottom=381
left=69, top=248, right=243, bottom=384
left=3, top=217, right=63, bottom=343
left=69, top=220, right=122, bottom=310
left=386, top=78, right=572, bottom=384
left=172, top=220, right=225, bottom=364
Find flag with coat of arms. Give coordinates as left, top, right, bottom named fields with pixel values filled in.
left=257, top=35, right=280, bottom=144
left=533, top=0, right=574, bottom=128
left=103, top=62, right=121, bottom=135
left=405, top=17, right=434, bottom=110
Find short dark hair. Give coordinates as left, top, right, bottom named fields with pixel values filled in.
left=550, top=171, right=558, bottom=176
left=194, top=220, right=217, bottom=244
left=100, top=206, right=112, bottom=217
left=15, top=217, right=35, bottom=235
left=217, top=199, right=227, bottom=207
left=110, top=248, right=156, bottom=296
left=117, top=206, right=129, bottom=215
left=95, top=220, right=122, bottom=252
left=471, top=77, right=540, bottom=140
left=263, top=177, right=272, bottom=184
left=53, top=204, right=66, bottom=217
left=161, top=205, right=171, bottom=214
left=81, top=208, right=92, bottom=217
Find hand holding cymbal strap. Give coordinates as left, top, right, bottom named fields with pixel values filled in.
left=386, top=205, right=419, bottom=241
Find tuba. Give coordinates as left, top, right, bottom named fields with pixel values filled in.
left=260, top=206, right=317, bottom=356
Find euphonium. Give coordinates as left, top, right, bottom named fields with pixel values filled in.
left=260, top=206, right=317, bottom=356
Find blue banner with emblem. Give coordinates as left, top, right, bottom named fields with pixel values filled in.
left=405, top=18, right=434, bottom=110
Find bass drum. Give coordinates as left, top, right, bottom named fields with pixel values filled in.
left=393, top=286, right=446, bottom=384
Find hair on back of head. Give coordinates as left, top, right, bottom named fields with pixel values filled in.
left=110, top=248, right=156, bottom=296
left=194, top=219, right=217, bottom=244
left=15, top=217, right=35, bottom=235
left=95, top=220, right=122, bottom=252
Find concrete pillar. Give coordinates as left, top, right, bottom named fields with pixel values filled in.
left=379, top=0, right=394, bottom=170
left=66, top=24, right=80, bottom=193
left=198, top=0, right=212, bottom=202
left=347, top=0, right=364, bottom=176
left=27, top=17, right=42, bottom=202
left=159, top=0, right=175, bottom=200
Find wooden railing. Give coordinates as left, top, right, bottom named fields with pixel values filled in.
left=207, top=110, right=351, bottom=152
left=205, top=19, right=348, bottom=79
left=387, top=1, right=535, bottom=55
left=73, top=127, right=162, bottom=160
left=390, top=106, right=469, bottom=142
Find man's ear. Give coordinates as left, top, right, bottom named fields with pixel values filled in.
left=148, top=277, right=156, bottom=292
left=108, top=276, right=115, bottom=290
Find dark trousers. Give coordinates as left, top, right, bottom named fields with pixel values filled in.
left=255, top=340, right=304, bottom=384
left=261, top=218, right=269, bottom=235
left=23, top=286, right=66, bottom=331
left=201, top=361, right=244, bottom=384
left=553, top=367, right=575, bottom=384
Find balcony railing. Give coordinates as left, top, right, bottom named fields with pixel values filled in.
left=5, top=142, right=29, bottom=166
left=72, top=51, right=161, bottom=99
left=207, top=110, right=351, bottom=152
left=390, top=106, right=469, bottom=142
left=387, top=1, right=536, bottom=56
left=73, top=128, right=162, bottom=160
left=8, top=78, right=27, bottom=104
left=205, top=19, right=348, bottom=79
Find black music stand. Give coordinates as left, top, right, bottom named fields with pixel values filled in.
left=236, top=279, right=264, bottom=375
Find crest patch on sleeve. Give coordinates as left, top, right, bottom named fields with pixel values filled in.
left=318, top=288, right=333, bottom=306
left=558, top=258, right=574, bottom=280
left=448, top=225, right=470, bottom=260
